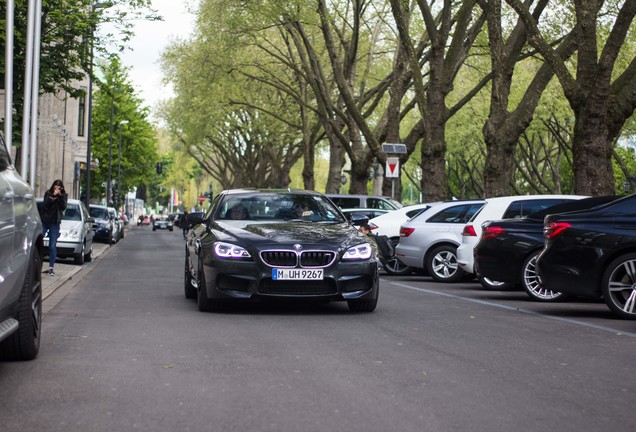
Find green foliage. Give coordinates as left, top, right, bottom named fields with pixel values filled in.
left=91, top=56, right=158, bottom=204
left=0, top=0, right=159, bottom=145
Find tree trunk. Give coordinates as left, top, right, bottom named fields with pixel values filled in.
left=572, top=111, right=615, bottom=195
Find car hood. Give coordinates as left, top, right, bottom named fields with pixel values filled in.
left=214, top=221, right=367, bottom=249
left=60, top=220, right=83, bottom=231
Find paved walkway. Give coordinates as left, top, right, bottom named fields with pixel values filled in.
left=42, top=239, right=113, bottom=301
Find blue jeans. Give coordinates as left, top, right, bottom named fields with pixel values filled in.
left=42, top=222, right=60, bottom=268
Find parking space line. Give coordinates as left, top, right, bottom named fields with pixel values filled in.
left=389, top=281, right=636, bottom=339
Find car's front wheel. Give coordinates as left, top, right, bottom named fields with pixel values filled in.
left=85, top=242, right=93, bottom=262
left=521, top=251, right=567, bottom=302
left=184, top=252, right=196, bottom=299
left=74, top=242, right=85, bottom=265
left=602, top=253, right=636, bottom=320
left=426, top=245, right=464, bottom=283
left=197, top=260, right=223, bottom=312
left=0, top=249, right=42, bottom=360
left=347, top=297, right=378, bottom=312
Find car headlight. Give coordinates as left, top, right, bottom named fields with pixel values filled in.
left=342, top=243, right=373, bottom=260
left=214, top=241, right=251, bottom=259
left=98, top=221, right=109, bottom=228
left=66, top=229, right=81, bottom=240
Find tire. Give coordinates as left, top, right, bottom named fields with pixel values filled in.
left=184, top=252, right=196, bottom=299
left=601, top=253, right=636, bottom=320
left=108, top=229, right=114, bottom=245
left=120, top=228, right=125, bottom=239
left=0, top=250, right=42, bottom=360
left=426, top=245, right=464, bottom=283
left=347, top=297, right=378, bottom=312
left=478, top=276, right=515, bottom=291
left=197, top=260, right=223, bottom=312
left=85, top=242, right=93, bottom=262
left=382, top=256, right=414, bottom=276
left=521, top=251, right=567, bottom=302
left=73, top=242, right=85, bottom=265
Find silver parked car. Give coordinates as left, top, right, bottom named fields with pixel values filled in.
left=0, top=133, right=44, bottom=360
left=395, top=200, right=485, bottom=282
left=37, top=198, right=95, bottom=265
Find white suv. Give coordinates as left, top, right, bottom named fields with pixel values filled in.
left=456, top=194, right=584, bottom=288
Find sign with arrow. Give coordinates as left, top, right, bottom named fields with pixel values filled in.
left=385, top=157, right=399, bottom=178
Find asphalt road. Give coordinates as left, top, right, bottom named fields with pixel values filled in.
left=1, top=225, right=635, bottom=432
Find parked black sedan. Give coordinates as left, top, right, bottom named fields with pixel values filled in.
left=537, top=194, right=636, bottom=319
left=184, top=189, right=380, bottom=312
left=474, top=196, right=619, bottom=301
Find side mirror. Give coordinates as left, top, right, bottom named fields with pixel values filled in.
left=349, top=213, right=369, bottom=227
left=186, top=211, right=206, bottom=227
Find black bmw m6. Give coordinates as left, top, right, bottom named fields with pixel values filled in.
left=184, top=189, right=380, bottom=312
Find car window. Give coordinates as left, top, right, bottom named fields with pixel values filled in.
left=89, top=207, right=109, bottom=219
left=62, top=204, right=82, bottom=221
left=216, top=192, right=345, bottom=223
left=331, top=197, right=360, bottom=208
left=427, top=204, right=479, bottom=223
left=502, top=199, right=574, bottom=219
left=367, top=198, right=393, bottom=210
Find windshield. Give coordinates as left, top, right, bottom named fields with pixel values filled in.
left=89, top=207, right=109, bottom=219
left=62, top=204, right=82, bottom=221
left=215, top=192, right=346, bottom=223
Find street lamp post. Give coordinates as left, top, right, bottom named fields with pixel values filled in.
left=117, top=120, right=129, bottom=209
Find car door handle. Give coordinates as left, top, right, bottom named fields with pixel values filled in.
left=194, top=239, right=201, bottom=255
left=23, top=193, right=34, bottom=200
left=3, top=191, right=15, bottom=200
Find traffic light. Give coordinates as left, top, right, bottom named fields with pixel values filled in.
left=156, top=162, right=162, bottom=174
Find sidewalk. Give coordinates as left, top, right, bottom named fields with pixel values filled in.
left=42, top=240, right=113, bottom=301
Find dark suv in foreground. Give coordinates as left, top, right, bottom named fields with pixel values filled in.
left=0, top=133, right=44, bottom=360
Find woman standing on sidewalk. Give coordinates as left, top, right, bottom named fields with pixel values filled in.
left=40, top=179, right=68, bottom=276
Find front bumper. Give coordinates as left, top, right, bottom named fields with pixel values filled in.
left=200, top=257, right=380, bottom=303
left=43, top=239, right=82, bottom=257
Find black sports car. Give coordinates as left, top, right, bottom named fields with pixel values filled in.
left=184, top=189, right=380, bottom=312
left=537, top=194, right=636, bottom=320
left=474, top=196, right=620, bottom=301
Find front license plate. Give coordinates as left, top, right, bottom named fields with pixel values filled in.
left=272, top=269, right=324, bottom=280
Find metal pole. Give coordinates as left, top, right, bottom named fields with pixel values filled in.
left=107, top=95, right=114, bottom=206
left=4, top=0, right=14, bottom=156
left=20, top=0, right=36, bottom=177
left=29, top=0, right=42, bottom=187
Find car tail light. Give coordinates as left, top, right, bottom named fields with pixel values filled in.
left=368, top=223, right=379, bottom=231
left=544, top=221, right=571, bottom=239
left=462, top=225, right=477, bottom=237
left=400, top=227, right=415, bottom=237
left=481, top=225, right=505, bottom=240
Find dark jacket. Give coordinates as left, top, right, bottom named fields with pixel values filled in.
left=40, top=190, right=68, bottom=225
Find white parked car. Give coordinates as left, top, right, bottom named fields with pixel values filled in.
left=367, top=203, right=434, bottom=239
left=395, top=200, right=485, bottom=282
left=456, top=194, right=585, bottom=289
left=37, top=198, right=95, bottom=265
